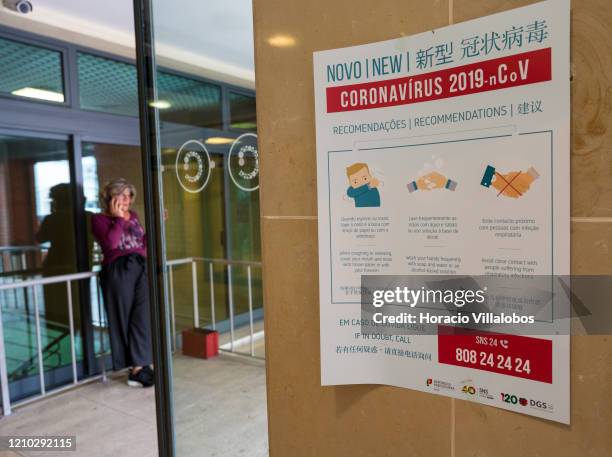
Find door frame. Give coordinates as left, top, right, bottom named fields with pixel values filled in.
left=0, top=128, right=110, bottom=400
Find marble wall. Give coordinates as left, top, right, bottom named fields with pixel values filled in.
left=253, top=0, right=612, bottom=455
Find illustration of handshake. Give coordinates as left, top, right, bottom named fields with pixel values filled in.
left=407, top=171, right=457, bottom=192
left=480, top=165, right=540, bottom=198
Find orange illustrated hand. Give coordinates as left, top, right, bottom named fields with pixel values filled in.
left=492, top=171, right=521, bottom=198
left=370, top=177, right=381, bottom=188
left=493, top=167, right=539, bottom=198
left=417, top=171, right=447, bottom=190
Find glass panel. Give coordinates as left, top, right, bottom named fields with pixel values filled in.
left=78, top=52, right=223, bottom=129
left=147, top=0, right=264, bottom=452
left=0, top=135, right=81, bottom=400
left=162, top=149, right=228, bottom=331
left=0, top=36, right=64, bottom=103
left=81, top=142, right=144, bottom=356
left=158, top=72, right=223, bottom=129
left=227, top=135, right=262, bottom=319
left=229, top=92, right=257, bottom=131
left=77, top=52, right=139, bottom=117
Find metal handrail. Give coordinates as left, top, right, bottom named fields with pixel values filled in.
left=166, top=257, right=262, bottom=267
left=164, top=257, right=263, bottom=357
left=0, top=256, right=264, bottom=418
left=0, top=245, right=48, bottom=253
left=0, top=271, right=99, bottom=416
left=0, top=271, right=96, bottom=291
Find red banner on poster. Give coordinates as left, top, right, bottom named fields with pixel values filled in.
left=437, top=325, right=553, bottom=383
left=326, top=48, right=551, bottom=113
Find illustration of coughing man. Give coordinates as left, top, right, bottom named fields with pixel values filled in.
left=346, top=162, right=382, bottom=208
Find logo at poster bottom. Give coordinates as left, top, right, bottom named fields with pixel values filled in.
left=425, top=378, right=454, bottom=391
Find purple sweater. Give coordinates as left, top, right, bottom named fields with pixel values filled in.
left=92, top=211, right=147, bottom=265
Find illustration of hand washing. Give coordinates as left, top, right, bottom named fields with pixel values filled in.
left=407, top=171, right=458, bottom=192
left=346, top=162, right=382, bottom=208
left=480, top=165, right=539, bottom=198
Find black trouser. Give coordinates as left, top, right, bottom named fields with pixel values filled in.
left=100, top=254, right=153, bottom=370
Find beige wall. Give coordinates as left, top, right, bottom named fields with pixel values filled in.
left=254, top=0, right=612, bottom=455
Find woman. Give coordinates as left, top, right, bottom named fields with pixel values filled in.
left=92, top=178, right=154, bottom=388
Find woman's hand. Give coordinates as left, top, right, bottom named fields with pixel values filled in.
left=109, top=197, right=124, bottom=218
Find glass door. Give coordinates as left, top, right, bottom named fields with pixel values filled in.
left=133, top=0, right=266, bottom=455
left=0, top=133, right=82, bottom=400
left=162, top=148, right=229, bottom=338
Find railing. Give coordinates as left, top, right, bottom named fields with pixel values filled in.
left=165, top=257, right=264, bottom=358
left=0, top=254, right=264, bottom=417
left=0, top=271, right=104, bottom=417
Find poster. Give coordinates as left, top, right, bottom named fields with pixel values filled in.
left=314, top=0, right=570, bottom=423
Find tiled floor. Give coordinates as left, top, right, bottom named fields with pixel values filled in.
left=0, top=351, right=268, bottom=457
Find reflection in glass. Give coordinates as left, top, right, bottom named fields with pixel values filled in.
left=0, top=135, right=81, bottom=398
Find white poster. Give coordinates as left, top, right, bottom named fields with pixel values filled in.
left=314, top=0, right=570, bottom=423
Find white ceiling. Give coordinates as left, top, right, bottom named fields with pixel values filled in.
left=15, top=0, right=255, bottom=83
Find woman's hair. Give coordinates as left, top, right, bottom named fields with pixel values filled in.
left=100, top=178, right=136, bottom=212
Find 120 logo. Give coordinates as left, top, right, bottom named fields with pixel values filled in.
left=500, top=393, right=527, bottom=406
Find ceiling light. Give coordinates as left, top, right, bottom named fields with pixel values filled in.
left=267, top=34, right=296, bottom=48
left=206, top=137, right=234, bottom=145
left=12, top=87, right=64, bottom=103
left=150, top=100, right=171, bottom=109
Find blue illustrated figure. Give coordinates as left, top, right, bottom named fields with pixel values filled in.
left=346, top=163, right=381, bottom=208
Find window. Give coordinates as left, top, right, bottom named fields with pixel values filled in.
left=229, top=92, right=256, bottom=131
left=0, top=36, right=64, bottom=103
left=157, top=71, right=222, bottom=129
left=77, top=52, right=223, bottom=129
left=77, top=52, right=139, bottom=117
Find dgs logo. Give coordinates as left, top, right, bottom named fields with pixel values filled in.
left=530, top=399, right=552, bottom=410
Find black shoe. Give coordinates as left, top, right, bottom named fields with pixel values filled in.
left=142, top=366, right=155, bottom=385
left=127, top=368, right=154, bottom=388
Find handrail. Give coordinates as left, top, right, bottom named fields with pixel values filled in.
left=166, top=257, right=262, bottom=267
left=0, top=271, right=97, bottom=291
left=0, top=245, right=47, bottom=253
left=0, top=255, right=264, bottom=417
left=164, top=256, right=263, bottom=357
left=10, top=329, right=70, bottom=381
